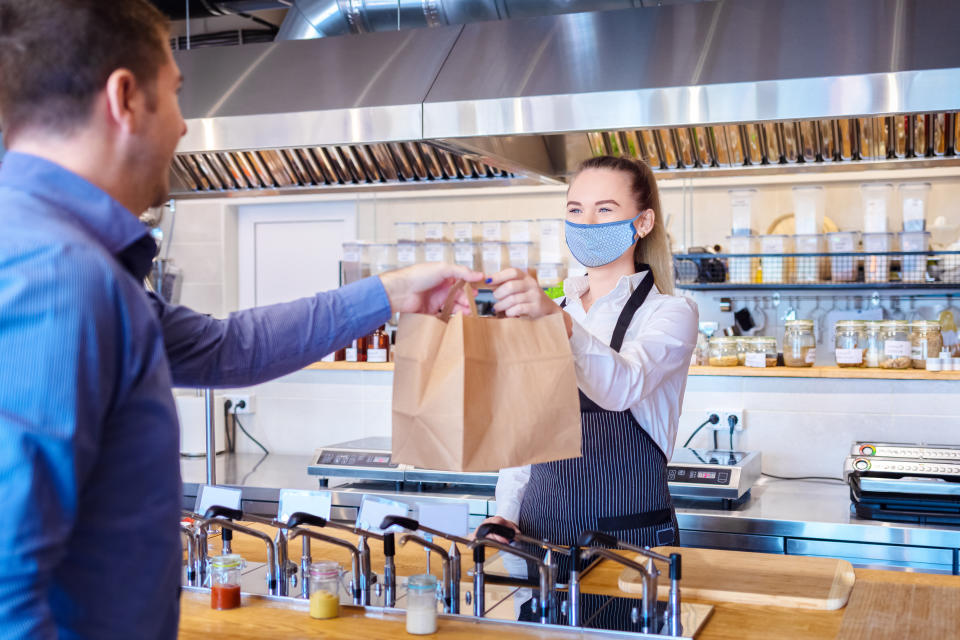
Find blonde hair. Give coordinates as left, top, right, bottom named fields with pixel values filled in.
left=575, top=155, right=675, bottom=295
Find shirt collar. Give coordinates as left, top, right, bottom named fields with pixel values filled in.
left=563, top=270, right=651, bottom=305
left=0, top=151, right=156, bottom=280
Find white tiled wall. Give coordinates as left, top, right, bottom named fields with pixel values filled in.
left=164, top=173, right=960, bottom=469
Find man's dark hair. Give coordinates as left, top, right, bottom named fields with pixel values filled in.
left=0, top=0, right=169, bottom=143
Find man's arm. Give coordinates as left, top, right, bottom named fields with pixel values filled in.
left=0, top=247, right=116, bottom=639
left=156, top=263, right=484, bottom=389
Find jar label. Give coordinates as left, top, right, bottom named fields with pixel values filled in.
left=424, top=245, right=444, bottom=262
left=454, top=245, right=474, bottom=262
left=397, top=245, right=416, bottom=264
left=539, top=265, right=558, bottom=281
left=454, top=225, right=472, bottom=240
left=509, top=220, right=531, bottom=242
left=805, top=348, right=817, bottom=363
left=367, top=349, right=388, bottom=363
left=836, top=348, right=863, bottom=364
left=343, top=249, right=360, bottom=263
left=884, top=340, right=911, bottom=357
left=423, top=223, right=444, bottom=240
left=482, top=221, right=502, bottom=241
left=345, top=348, right=358, bottom=362
left=745, top=352, right=766, bottom=368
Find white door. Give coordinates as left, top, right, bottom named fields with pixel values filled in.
left=237, top=201, right=356, bottom=308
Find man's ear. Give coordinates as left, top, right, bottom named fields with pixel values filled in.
left=103, top=68, right=139, bottom=133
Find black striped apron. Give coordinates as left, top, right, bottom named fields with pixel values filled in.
left=517, top=266, right=678, bottom=581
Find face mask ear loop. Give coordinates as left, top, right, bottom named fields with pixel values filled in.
left=631, top=212, right=644, bottom=242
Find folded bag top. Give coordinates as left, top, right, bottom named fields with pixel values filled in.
left=392, top=280, right=581, bottom=472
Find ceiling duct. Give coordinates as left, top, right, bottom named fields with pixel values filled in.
left=171, top=0, right=960, bottom=197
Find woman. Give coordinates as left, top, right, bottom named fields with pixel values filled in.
left=480, top=156, right=698, bottom=576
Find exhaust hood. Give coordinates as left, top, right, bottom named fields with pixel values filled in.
left=171, top=0, right=960, bottom=197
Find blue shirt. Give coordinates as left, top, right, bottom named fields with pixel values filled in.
left=0, top=152, right=392, bottom=639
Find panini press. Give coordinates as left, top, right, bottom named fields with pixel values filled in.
left=845, top=442, right=960, bottom=525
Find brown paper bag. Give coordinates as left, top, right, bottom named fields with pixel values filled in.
left=392, top=282, right=582, bottom=472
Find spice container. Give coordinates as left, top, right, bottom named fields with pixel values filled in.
left=423, top=241, right=452, bottom=264
left=481, top=220, right=506, bottom=243
left=736, top=337, right=748, bottom=366
left=453, top=242, right=478, bottom=271
left=507, top=241, right=536, bottom=272
left=744, top=337, right=778, bottom=368
left=760, top=234, right=793, bottom=284
left=406, top=574, right=439, bottom=635
left=344, top=337, right=366, bottom=363
left=899, top=231, right=930, bottom=284
left=879, top=320, right=912, bottom=369
left=727, top=235, right=758, bottom=284
left=308, top=561, right=341, bottom=619
left=368, top=243, right=396, bottom=276
left=863, top=232, right=895, bottom=283
left=784, top=320, right=816, bottom=367
left=827, top=231, right=860, bottom=283
left=910, top=321, right=943, bottom=369
left=422, top=221, right=448, bottom=242
left=864, top=321, right=882, bottom=368
left=365, top=326, right=390, bottom=363
left=452, top=221, right=476, bottom=242
left=341, top=242, right=370, bottom=285
left=861, top=183, right=893, bottom=233
left=508, top=219, right=533, bottom=243
left=394, top=222, right=421, bottom=243
left=835, top=320, right=867, bottom=368
left=793, top=234, right=825, bottom=284
left=396, top=242, right=422, bottom=268
left=536, top=262, right=566, bottom=288
left=708, top=337, right=740, bottom=367
left=791, top=186, right=825, bottom=235
left=900, top=183, right=931, bottom=232
left=210, top=554, right=245, bottom=610
left=729, top=189, right=757, bottom=236
left=539, top=218, right=565, bottom=262
left=481, top=242, right=506, bottom=275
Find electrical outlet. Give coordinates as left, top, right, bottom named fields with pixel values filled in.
left=222, top=394, right=255, bottom=415
left=706, top=410, right=745, bottom=431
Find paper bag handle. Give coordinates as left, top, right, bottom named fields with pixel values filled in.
left=439, top=280, right=479, bottom=321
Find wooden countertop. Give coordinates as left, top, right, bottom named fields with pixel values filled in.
left=182, top=522, right=960, bottom=640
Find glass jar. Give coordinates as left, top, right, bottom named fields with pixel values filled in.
left=308, top=561, right=341, bottom=619
left=365, top=326, right=390, bottom=363
left=744, top=337, right=778, bottom=368
left=405, top=574, right=439, bottom=635
left=736, top=337, right=748, bottom=366
left=834, top=320, right=867, bottom=368
left=783, top=320, right=816, bottom=367
left=708, top=337, right=740, bottom=367
left=209, top=553, right=245, bottom=610
left=879, top=320, right=912, bottom=369
left=864, top=321, right=882, bottom=368
left=910, top=321, right=943, bottom=369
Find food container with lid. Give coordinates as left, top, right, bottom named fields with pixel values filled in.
left=210, top=554, right=245, bottom=610
left=396, top=242, right=422, bottom=267
left=308, top=561, right=341, bottom=619
left=508, top=219, right=533, bottom=242
left=862, top=232, right=895, bottom=283
left=367, top=243, right=396, bottom=276
left=760, top=234, right=793, bottom=284
left=453, top=242, right=478, bottom=271
left=793, top=234, right=825, bottom=284
left=539, top=218, right=565, bottom=262
left=784, top=320, right=816, bottom=367
left=744, top=337, right=778, bottom=368
left=341, top=241, right=370, bottom=285
left=536, top=262, right=566, bottom=288
left=861, top=183, right=894, bottom=233
left=910, top=321, right=943, bottom=369
left=864, top=321, right=882, bottom=368
left=878, top=320, right=911, bottom=369
left=394, top=221, right=421, bottom=243
left=708, top=337, right=740, bottom=367
left=835, top=320, right=867, bottom=368
left=826, top=231, right=860, bottom=283
left=406, top=574, right=439, bottom=635
left=507, top=241, right=536, bottom=271
left=452, top=221, right=477, bottom=242
left=481, top=220, right=507, bottom=243
left=423, top=241, right=452, bottom=264
left=422, top=221, right=448, bottom=242
left=736, top=336, right=748, bottom=366
left=729, top=189, right=757, bottom=236
left=791, top=186, right=825, bottom=235
left=481, top=242, right=506, bottom=275
left=899, top=231, right=931, bottom=283
left=726, top=235, right=758, bottom=284
left=899, top=183, right=931, bottom=232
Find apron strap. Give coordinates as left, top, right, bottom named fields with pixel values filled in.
left=609, top=265, right=652, bottom=353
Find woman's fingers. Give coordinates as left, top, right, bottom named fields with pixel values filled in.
left=492, top=290, right=534, bottom=313
left=486, top=268, right=525, bottom=288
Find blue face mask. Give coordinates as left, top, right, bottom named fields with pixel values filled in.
left=565, top=214, right=642, bottom=268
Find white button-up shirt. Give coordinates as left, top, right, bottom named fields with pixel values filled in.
left=494, top=271, right=699, bottom=523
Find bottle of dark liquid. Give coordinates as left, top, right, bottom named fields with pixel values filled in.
left=366, top=325, right=389, bottom=363
left=344, top=338, right=365, bottom=363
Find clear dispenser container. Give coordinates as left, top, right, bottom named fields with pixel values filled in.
left=863, top=232, right=895, bottom=283
left=835, top=320, right=867, bottom=368
left=308, top=561, right=341, bottom=619
left=210, top=554, right=245, bottom=610
left=507, top=241, right=536, bottom=271
left=508, top=219, right=534, bottom=242
left=899, top=231, right=931, bottom=283
left=406, top=574, right=439, bottom=635
left=481, top=220, right=506, bottom=243
left=784, top=320, right=816, bottom=367
left=394, top=222, right=421, bottom=243
left=368, top=243, right=396, bottom=276
left=396, top=242, right=422, bottom=267
left=879, top=320, right=912, bottom=369
left=900, top=182, right=931, bottom=232
left=536, top=262, right=566, bottom=288
left=826, top=231, right=859, bottom=283
left=760, top=234, right=793, bottom=284
left=422, top=221, right=448, bottom=242
left=423, top=241, right=452, bottom=264
left=341, top=242, right=370, bottom=285
left=793, top=233, right=825, bottom=284
left=452, top=221, right=477, bottom=242
left=729, top=188, right=757, bottom=236
left=791, top=186, right=825, bottom=235
left=861, top=183, right=894, bottom=233
left=453, top=241, right=478, bottom=270
left=727, top=235, right=758, bottom=284
left=481, top=242, right=506, bottom=274
left=539, top=218, right=565, bottom=262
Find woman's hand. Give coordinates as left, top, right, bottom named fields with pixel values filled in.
left=470, top=515, right=521, bottom=545
left=489, top=268, right=559, bottom=319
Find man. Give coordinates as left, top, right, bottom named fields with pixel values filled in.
left=0, top=1, right=480, bottom=637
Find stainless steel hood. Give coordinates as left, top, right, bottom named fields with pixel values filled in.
left=171, top=0, right=960, bottom=197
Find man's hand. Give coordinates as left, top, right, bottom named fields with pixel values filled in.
left=379, top=263, right=484, bottom=315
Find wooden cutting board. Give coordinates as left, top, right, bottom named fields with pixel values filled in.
left=618, top=547, right=855, bottom=610
left=836, top=581, right=960, bottom=639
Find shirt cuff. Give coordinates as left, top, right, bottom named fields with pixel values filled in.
left=338, top=276, right=392, bottom=337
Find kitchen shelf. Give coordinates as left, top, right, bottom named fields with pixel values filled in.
left=689, top=365, right=960, bottom=380
left=305, top=361, right=394, bottom=371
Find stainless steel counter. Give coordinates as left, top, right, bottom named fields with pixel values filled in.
left=182, top=453, right=960, bottom=573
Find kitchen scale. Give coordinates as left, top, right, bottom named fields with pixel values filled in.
left=309, top=439, right=761, bottom=507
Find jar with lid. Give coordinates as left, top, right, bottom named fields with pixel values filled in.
left=834, top=320, right=867, bottom=368
left=365, top=326, right=390, bottom=363
left=736, top=337, right=748, bottom=366
left=308, top=561, right=341, bottom=619
left=783, top=320, right=816, bottom=367
left=744, top=337, right=778, bottom=368
left=708, top=337, right=740, bottom=367
left=878, top=320, right=911, bottom=369
left=864, top=321, right=882, bottom=368
left=405, top=574, right=439, bottom=635
left=910, top=321, right=943, bottom=369
left=209, top=553, right=245, bottom=610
